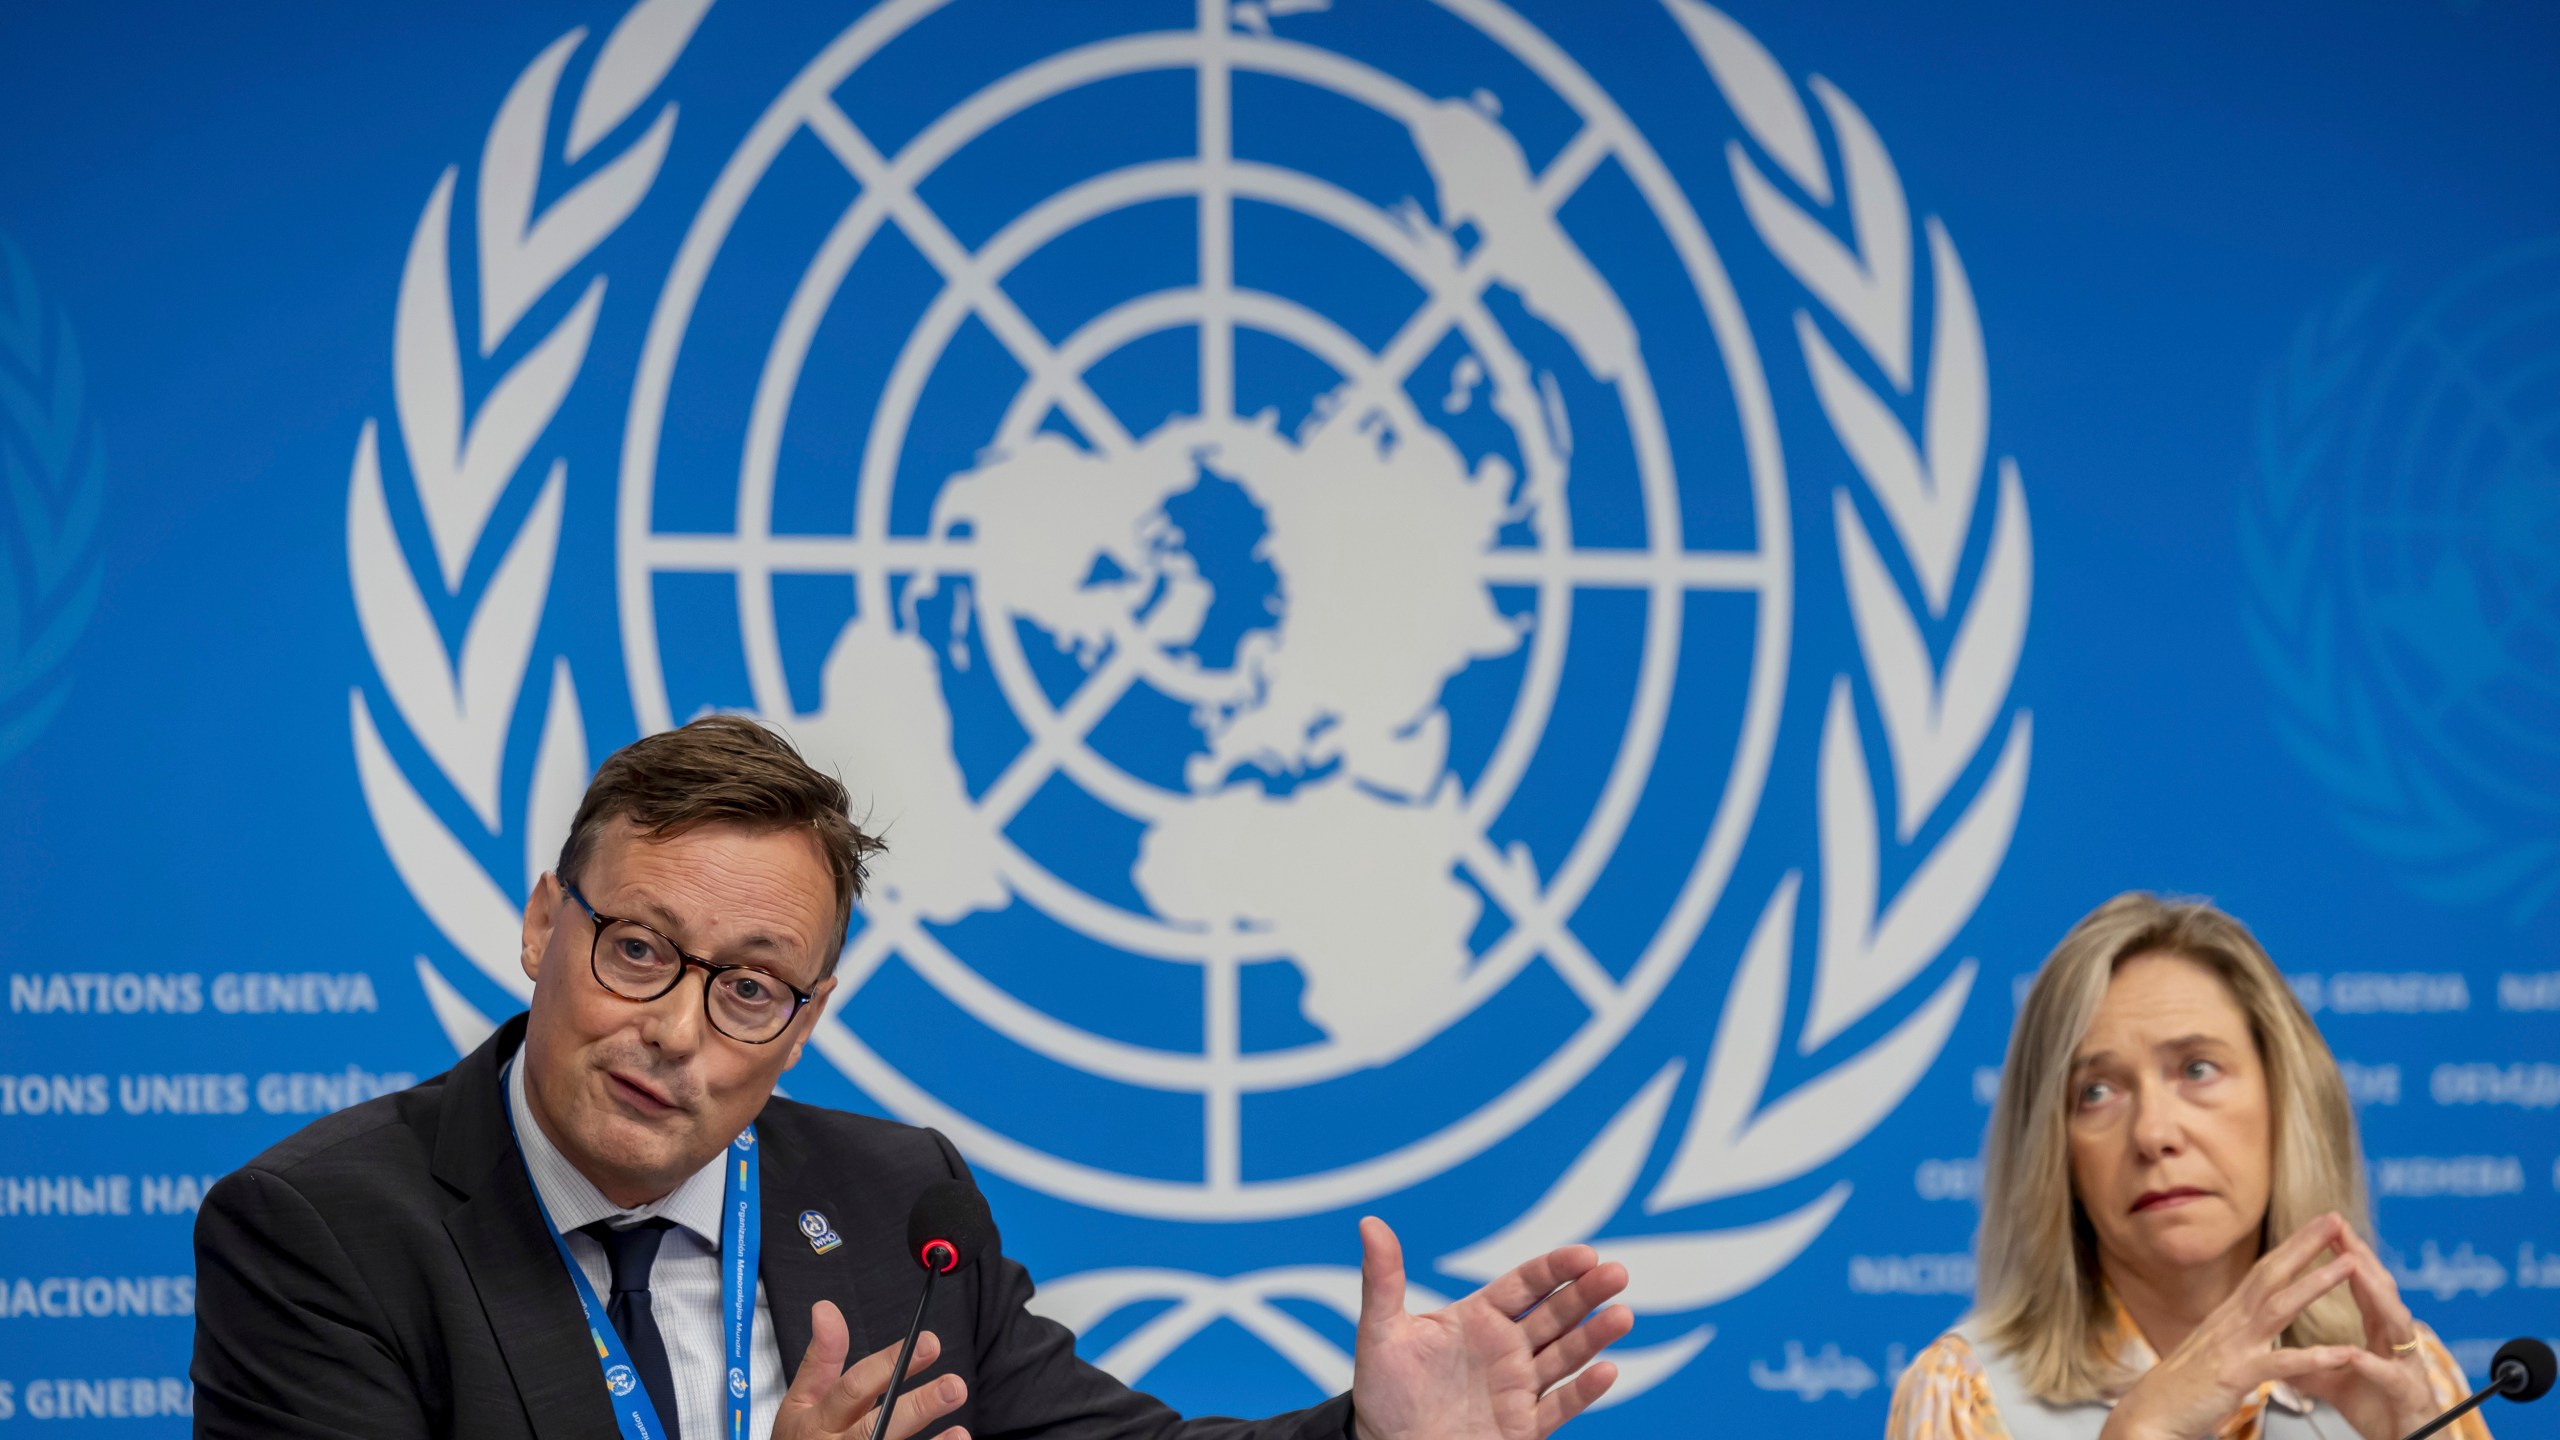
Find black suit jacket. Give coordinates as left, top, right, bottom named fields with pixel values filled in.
left=192, top=1015, right=1354, bottom=1440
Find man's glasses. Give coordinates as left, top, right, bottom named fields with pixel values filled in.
left=561, top=882, right=815, bottom=1044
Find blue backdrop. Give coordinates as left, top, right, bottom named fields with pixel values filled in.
left=2, top=0, right=2555, bottom=1432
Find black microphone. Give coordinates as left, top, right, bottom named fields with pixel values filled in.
left=868, top=1181, right=998, bottom=1440
left=2492, top=1337, right=2557, bottom=1401
left=2399, top=1336, right=2555, bottom=1440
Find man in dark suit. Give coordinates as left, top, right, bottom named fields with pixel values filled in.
left=193, top=717, right=1633, bottom=1440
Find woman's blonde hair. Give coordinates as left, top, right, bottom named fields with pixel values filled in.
left=1973, top=893, right=2368, bottom=1402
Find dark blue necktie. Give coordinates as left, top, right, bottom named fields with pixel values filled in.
left=584, top=1218, right=682, bottom=1440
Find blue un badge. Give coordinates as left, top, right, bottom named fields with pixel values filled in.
left=604, top=1364, right=638, bottom=1398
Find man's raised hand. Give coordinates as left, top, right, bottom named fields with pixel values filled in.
left=774, top=1300, right=970, bottom=1440
left=1349, top=1217, right=1632, bottom=1440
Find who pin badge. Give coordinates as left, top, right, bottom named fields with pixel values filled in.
left=798, top=1209, right=843, bottom=1256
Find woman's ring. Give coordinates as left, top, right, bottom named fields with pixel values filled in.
left=2392, top=1337, right=2422, bottom=1356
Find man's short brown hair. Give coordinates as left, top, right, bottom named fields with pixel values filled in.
left=555, top=716, right=882, bottom=965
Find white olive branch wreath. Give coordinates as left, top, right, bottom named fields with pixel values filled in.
left=0, top=232, right=107, bottom=765
left=348, top=0, right=713, bottom=1048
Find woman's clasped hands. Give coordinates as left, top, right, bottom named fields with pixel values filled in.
left=2102, top=1212, right=2442, bottom=1440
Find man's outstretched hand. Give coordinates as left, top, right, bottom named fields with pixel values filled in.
left=1349, top=1217, right=1632, bottom=1440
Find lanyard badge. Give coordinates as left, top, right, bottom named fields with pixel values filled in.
left=505, top=1063, right=760, bottom=1440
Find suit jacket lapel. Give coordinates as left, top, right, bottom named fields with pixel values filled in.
left=433, top=1016, right=617, bottom=1440
left=757, top=1111, right=865, bottom=1370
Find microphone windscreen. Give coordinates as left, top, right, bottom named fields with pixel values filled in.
left=905, top=1179, right=998, bottom=1274
left=2494, top=1337, right=2556, bottom=1402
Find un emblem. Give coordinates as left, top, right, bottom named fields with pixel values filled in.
left=349, top=0, right=2031, bottom=1406
left=2244, top=241, right=2560, bottom=923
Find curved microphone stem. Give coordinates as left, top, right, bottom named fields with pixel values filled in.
left=867, top=1265, right=940, bottom=1440
left=2399, top=1366, right=2517, bottom=1440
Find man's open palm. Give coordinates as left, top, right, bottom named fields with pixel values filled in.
left=1349, top=1217, right=1632, bottom=1440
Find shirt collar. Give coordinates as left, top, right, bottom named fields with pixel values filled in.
left=506, top=1054, right=729, bottom=1247
left=2104, top=1295, right=2314, bottom=1417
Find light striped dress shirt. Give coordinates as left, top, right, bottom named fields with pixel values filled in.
left=508, top=1058, right=788, bottom=1440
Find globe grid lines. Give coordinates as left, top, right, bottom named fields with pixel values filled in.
left=618, top=0, right=1795, bottom=1217
left=690, top=38, right=1730, bottom=911
left=652, top=13, right=1650, bottom=722
left=2339, top=254, right=2560, bottom=778
left=2377, top=324, right=2560, bottom=701
left=683, top=33, right=1717, bottom=967
left=780, top=25, right=1728, bottom=953
left=1196, top=0, right=1236, bottom=429
left=641, top=532, right=1770, bottom=590
left=828, top=130, right=1661, bottom=1075
left=693, top=64, right=1711, bottom=1047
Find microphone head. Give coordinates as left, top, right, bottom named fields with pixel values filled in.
left=2493, top=1337, right=2556, bottom=1403
left=905, top=1179, right=997, bottom=1276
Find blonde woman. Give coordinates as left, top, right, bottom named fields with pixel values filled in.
left=1887, top=894, right=2487, bottom=1440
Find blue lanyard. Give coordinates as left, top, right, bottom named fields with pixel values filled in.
left=504, top=1064, right=760, bottom=1440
